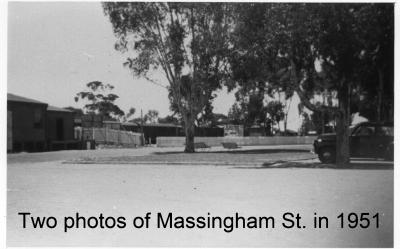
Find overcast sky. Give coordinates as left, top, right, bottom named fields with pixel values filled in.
left=8, top=2, right=303, bottom=130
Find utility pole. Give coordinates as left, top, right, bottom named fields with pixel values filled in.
left=141, top=109, right=144, bottom=146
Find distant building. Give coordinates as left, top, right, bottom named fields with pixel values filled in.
left=7, top=93, right=78, bottom=152
left=122, top=122, right=223, bottom=144
left=247, top=125, right=270, bottom=137
left=223, top=124, right=244, bottom=137
left=122, top=122, right=183, bottom=144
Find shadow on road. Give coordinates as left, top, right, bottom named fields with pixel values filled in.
left=234, top=159, right=393, bottom=170
left=153, top=148, right=309, bottom=155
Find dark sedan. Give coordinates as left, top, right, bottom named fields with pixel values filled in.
left=313, top=122, right=394, bottom=163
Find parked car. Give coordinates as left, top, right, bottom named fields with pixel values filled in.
left=313, top=122, right=394, bottom=163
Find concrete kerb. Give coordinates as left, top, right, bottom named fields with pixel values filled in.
left=56, top=144, right=317, bottom=166
left=63, top=160, right=262, bottom=166
left=62, top=156, right=318, bottom=167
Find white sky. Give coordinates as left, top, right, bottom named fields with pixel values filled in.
left=7, top=2, right=303, bottom=131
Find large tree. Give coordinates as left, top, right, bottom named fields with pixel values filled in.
left=311, top=3, right=393, bottom=164
left=74, top=81, right=125, bottom=120
left=230, top=3, right=393, bottom=165
left=352, top=4, right=394, bottom=122
left=227, top=88, right=284, bottom=135
left=144, top=109, right=159, bottom=124
left=103, top=3, right=233, bottom=152
left=265, top=101, right=285, bottom=132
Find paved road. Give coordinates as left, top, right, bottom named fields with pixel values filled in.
left=7, top=148, right=393, bottom=247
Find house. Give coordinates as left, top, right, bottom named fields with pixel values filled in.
left=7, top=93, right=48, bottom=152
left=122, top=122, right=223, bottom=144
left=46, top=106, right=76, bottom=150
left=7, top=93, right=78, bottom=152
left=122, top=122, right=183, bottom=144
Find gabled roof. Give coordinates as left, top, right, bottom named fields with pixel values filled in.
left=143, top=123, right=182, bottom=127
left=7, top=93, right=47, bottom=105
left=122, top=122, right=139, bottom=127
left=47, top=105, right=73, bottom=113
left=122, top=122, right=182, bottom=128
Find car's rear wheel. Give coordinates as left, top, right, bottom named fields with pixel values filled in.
left=318, top=147, right=336, bottom=163
left=384, top=144, right=394, bottom=161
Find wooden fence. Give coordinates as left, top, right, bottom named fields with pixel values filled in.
left=81, top=127, right=143, bottom=147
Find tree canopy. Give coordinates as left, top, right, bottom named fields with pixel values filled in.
left=102, top=2, right=393, bottom=161
left=144, top=109, right=159, bottom=123
left=103, top=2, right=234, bottom=152
left=74, top=81, right=125, bottom=120
left=228, top=3, right=393, bottom=164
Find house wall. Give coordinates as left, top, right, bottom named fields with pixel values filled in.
left=7, top=101, right=48, bottom=152
left=7, top=111, right=12, bottom=152
left=47, top=111, right=75, bottom=141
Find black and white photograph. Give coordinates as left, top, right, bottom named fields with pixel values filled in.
left=3, top=1, right=396, bottom=247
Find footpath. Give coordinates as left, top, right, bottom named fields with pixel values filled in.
left=9, top=144, right=392, bottom=169
left=62, top=144, right=316, bottom=167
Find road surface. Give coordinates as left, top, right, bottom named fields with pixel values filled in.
left=7, top=148, right=393, bottom=247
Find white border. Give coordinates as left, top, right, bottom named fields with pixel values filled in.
left=1, top=1, right=397, bottom=249
left=0, top=1, right=7, bottom=249
left=393, top=2, right=399, bottom=248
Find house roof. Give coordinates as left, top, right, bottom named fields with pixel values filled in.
left=122, top=122, right=139, bottom=126
left=47, top=105, right=73, bottom=113
left=103, top=120, right=121, bottom=124
left=144, top=123, right=182, bottom=127
left=122, top=122, right=182, bottom=128
left=7, top=93, right=47, bottom=105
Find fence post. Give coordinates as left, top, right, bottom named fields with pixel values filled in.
left=105, top=127, right=108, bottom=144
left=118, top=129, right=121, bottom=145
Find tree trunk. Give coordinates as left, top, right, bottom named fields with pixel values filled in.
left=184, top=118, right=195, bottom=153
left=377, top=68, right=384, bottom=122
left=335, top=81, right=351, bottom=166
left=284, top=117, right=287, bottom=136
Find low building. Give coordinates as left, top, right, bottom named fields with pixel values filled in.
left=122, top=123, right=183, bottom=144
left=7, top=93, right=48, bottom=152
left=223, top=124, right=244, bottom=137
left=122, top=122, right=223, bottom=144
left=7, top=93, right=78, bottom=152
left=46, top=106, right=77, bottom=150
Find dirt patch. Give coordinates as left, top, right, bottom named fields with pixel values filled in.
left=64, top=149, right=316, bottom=166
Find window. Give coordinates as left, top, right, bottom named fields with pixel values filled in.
left=376, top=126, right=394, bottom=136
left=33, top=108, right=43, bottom=129
left=353, top=125, right=375, bottom=136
